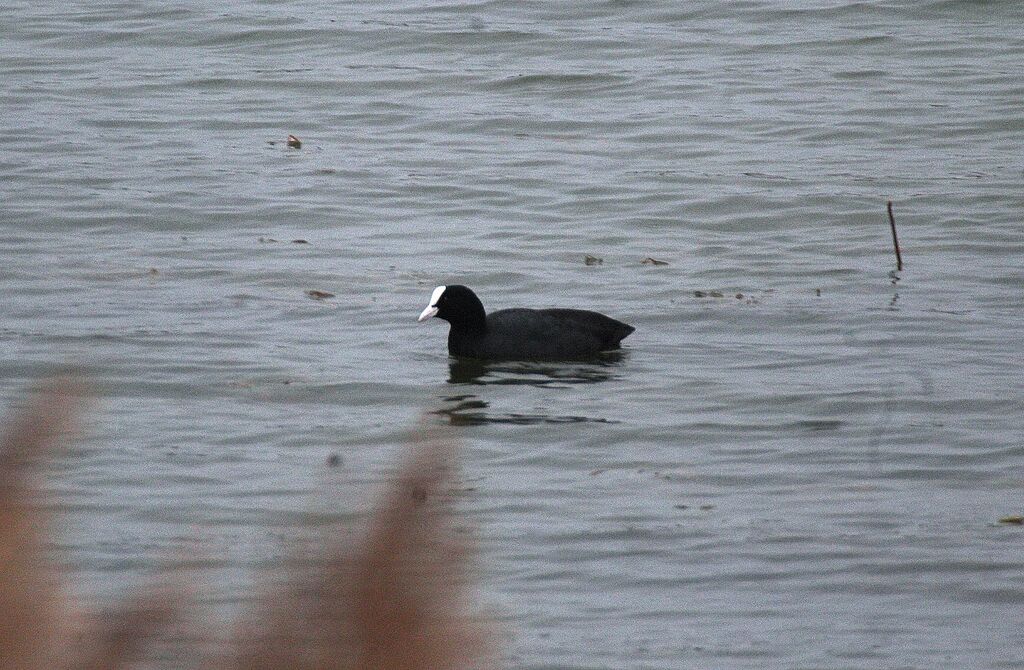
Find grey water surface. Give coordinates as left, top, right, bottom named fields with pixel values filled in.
left=2, top=1, right=1023, bottom=667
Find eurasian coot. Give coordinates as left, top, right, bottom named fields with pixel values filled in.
left=417, top=285, right=634, bottom=361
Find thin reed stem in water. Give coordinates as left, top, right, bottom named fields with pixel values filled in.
left=887, top=200, right=903, bottom=271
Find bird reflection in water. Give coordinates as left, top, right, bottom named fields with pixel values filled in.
left=446, top=352, right=625, bottom=386
left=439, top=355, right=626, bottom=426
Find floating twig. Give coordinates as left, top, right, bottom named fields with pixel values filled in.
left=887, top=200, right=903, bottom=271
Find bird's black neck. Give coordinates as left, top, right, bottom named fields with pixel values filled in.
left=447, top=309, right=487, bottom=335
left=443, top=288, right=487, bottom=334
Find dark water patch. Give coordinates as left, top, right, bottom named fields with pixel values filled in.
left=438, top=409, right=617, bottom=427
left=192, top=28, right=325, bottom=49
left=489, top=72, right=632, bottom=94
left=834, top=69, right=889, bottom=80
left=434, top=395, right=617, bottom=426
left=447, top=357, right=624, bottom=386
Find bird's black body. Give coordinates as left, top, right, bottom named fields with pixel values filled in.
left=422, top=285, right=634, bottom=361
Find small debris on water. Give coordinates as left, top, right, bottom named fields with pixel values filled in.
left=258, top=237, right=279, bottom=243
left=306, top=290, right=335, bottom=301
left=287, top=134, right=302, bottom=148
left=694, top=290, right=706, bottom=298
left=326, top=453, right=341, bottom=467
left=291, top=239, right=309, bottom=244
left=735, top=293, right=743, bottom=299
left=583, top=254, right=603, bottom=266
left=148, top=268, right=159, bottom=276
left=815, top=288, right=822, bottom=296
left=700, top=504, right=715, bottom=511
left=999, top=515, right=1024, bottom=525
left=641, top=257, right=669, bottom=266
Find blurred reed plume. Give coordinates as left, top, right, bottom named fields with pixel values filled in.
left=0, top=380, right=493, bottom=669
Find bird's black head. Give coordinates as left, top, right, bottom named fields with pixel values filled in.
left=417, top=284, right=487, bottom=331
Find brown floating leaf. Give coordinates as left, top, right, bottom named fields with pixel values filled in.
left=287, top=135, right=302, bottom=149
left=306, top=290, right=336, bottom=301
left=999, top=515, right=1024, bottom=525
left=641, top=257, right=668, bottom=266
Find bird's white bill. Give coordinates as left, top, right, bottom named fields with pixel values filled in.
left=417, top=285, right=446, bottom=322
